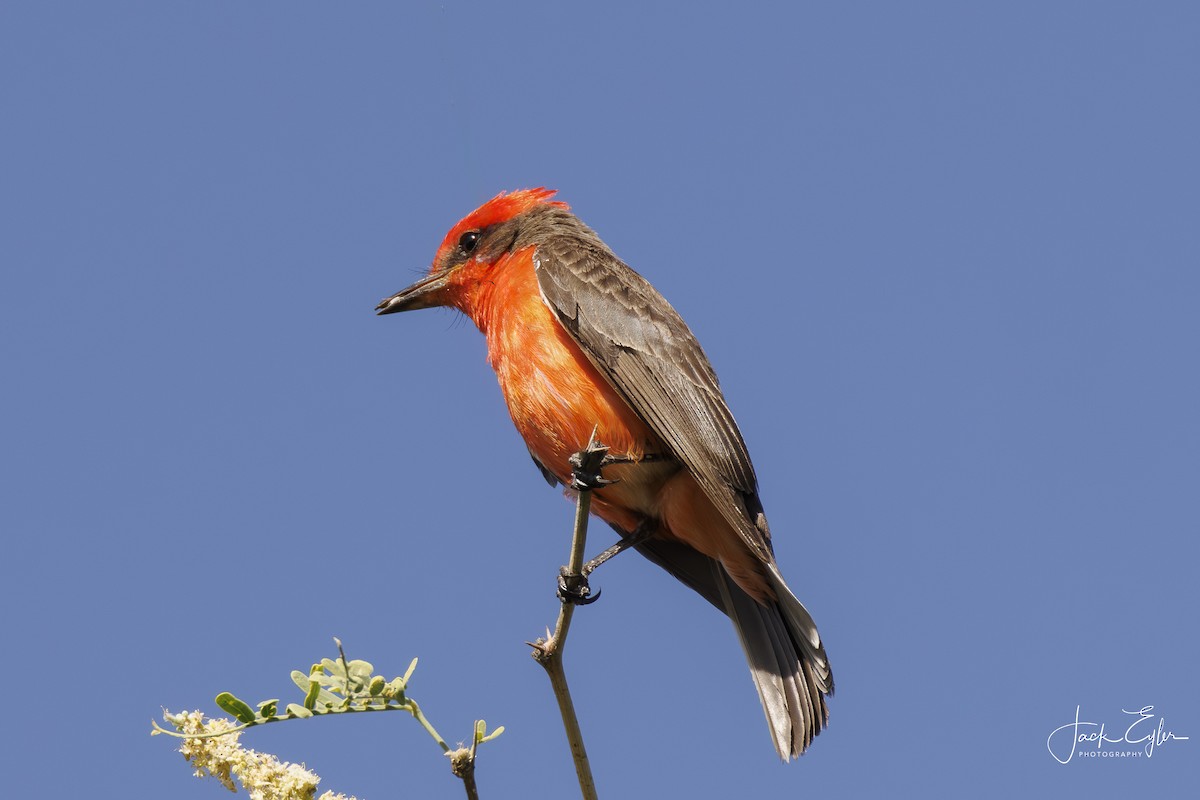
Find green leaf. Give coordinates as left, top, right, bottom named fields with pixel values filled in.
left=474, top=720, right=505, bottom=744
left=383, top=677, right=407, bottom=702
left=257, top=699, right=279, bottom=718
left=215, top=692, right=257, bottom=724
left=285, top=703, right=313, bottom=719
left=303, top=672, right=321, bottom=710
left=291, top=669, right=340, bottom=707
left=346, top=659, right=374, bottom=691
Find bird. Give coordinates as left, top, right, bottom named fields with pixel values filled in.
left=375, top=188, right=832, bottom=759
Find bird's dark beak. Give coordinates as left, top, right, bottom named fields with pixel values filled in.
left=375, top=270, right=451, bottom=315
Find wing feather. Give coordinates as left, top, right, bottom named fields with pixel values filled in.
left=528, top=218, right=773, bottom=562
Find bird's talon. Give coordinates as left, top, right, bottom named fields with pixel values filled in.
left=569, top=440, right=621, bottom=491
left=557, top=569, right=601, bottom=605
left=569, top=474, right=617, bottom=491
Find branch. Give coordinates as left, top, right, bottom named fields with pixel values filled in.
left=153, top=641, right=503, bottom=799
left=529, top=435, right=608, bottom=800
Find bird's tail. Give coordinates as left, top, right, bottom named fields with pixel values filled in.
left=635, top=537, right=833, bottom=760
left=716, top=563, right=833, bottom=759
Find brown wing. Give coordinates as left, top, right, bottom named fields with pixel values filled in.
left=526, top=210, right=774, bottom=564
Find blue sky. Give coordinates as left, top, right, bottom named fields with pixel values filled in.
left=2, top=2, right=1197, bottom=797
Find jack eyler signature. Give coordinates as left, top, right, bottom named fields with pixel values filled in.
left=1047, top=705, right=1189, bottom=763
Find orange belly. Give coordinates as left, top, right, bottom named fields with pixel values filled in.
left=474, top=249, right=657, bottom=474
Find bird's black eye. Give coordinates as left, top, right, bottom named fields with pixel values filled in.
left=458, top=230, right=480, bottom=255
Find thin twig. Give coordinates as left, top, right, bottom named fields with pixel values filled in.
left=530, top=438, right=605, bottom=800
left=407, top=698, right=449, bottom=753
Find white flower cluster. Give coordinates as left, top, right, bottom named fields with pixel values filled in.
left=163, top=710, right=357, bottom=800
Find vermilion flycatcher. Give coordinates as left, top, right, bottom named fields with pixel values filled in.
left=376, top=189, right=832, bottom=759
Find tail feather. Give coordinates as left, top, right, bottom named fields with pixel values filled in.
left=635, top=536, right=832, bottom=760
left=717, top=563, right=831, bottom=758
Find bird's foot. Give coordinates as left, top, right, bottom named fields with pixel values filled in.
left=557, top=524, right=655, bottom=605
left=557, top=566, right=602, bottom=605
left=568, top=435, right=633, bottom=491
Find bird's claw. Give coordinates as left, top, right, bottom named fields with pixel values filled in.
left=557, top=566, right=602, bottom=605
left=568, top=438, right=634, bottom=491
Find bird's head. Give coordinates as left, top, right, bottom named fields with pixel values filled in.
left=375, top=188, right=569, bottom=316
